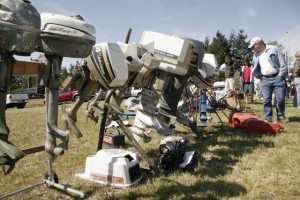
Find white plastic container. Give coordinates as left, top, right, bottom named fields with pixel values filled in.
left=76, top=149, right=142, bottom=187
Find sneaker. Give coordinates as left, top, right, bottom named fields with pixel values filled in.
left=265, top=118, right=273, bottom=123
left=277, top=116, right=289, bottom=123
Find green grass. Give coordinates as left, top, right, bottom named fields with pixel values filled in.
left=1, top=98, right=299, bottom=199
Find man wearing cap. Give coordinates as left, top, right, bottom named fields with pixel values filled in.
left=249, top=37, right=288, bottom=122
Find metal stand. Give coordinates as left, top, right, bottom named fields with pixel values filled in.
left=96, top=91, right=159, bottom=176
left=198, top=90, right=230, bottom=128
left=0, top=146, right=85, bottom=199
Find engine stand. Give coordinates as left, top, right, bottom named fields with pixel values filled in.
left=0, top=147, right=85, bottom=199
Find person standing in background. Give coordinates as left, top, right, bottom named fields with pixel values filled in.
left=254, top=77, right=263, bottom=99
left=224, top=55, right=235, bottom=96
left=249, top=37, right=288, bottom=122
left=293, top=51, right=300, bottom=108
left=241, top=58, right=254, bottom=104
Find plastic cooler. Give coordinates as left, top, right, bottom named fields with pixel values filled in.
left=76, top=149, right=142, bottom=187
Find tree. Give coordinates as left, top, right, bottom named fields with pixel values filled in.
left=208, top=30, right=230, bottom=67
left=60, top=67, right=69, bottom=86
left=10, top=76, right=26, bottom=92
left=228, top=29, right=251, bottom=66
left=68, top=63, right=76, bottom=74
left=203, top=36, right=210, bottom=52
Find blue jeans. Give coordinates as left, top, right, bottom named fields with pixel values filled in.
left=261, top=75, right=286, bottom=120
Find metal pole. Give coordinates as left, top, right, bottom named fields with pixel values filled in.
left=0, top=181, right=46, bottom=199
left=287, top=31, right=290, bottom=69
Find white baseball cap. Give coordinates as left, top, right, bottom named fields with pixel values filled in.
left=248, top=37, right=262, bottom=48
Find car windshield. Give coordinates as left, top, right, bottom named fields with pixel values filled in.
left=59, top=88, right=69, bottom=94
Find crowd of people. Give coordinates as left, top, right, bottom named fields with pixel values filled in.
left=222, top=36, right=299, bottom=122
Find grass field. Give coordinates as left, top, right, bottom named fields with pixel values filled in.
left=0, top=98, right=300, bottom=200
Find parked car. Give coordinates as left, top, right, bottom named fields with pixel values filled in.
left=58, top=87, right=78, bottom=103
left=6, top=93, right=29, bottom=109
left=43, top=88, right=92, bottom=104
left=21, top=87, right=45, bottom=99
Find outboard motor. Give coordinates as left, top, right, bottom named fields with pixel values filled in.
left=156, top=37, right=206, bottom=137
left=85, top=42, right=129, bottom=114
left=129, top=31, right=194, bottom=140
left=158, top=136, right=197, bottom=171
left=0, top=0, right=40, bottom=174
left=85, top=43, right=128, bottom=90
left=37, top=12, right=96, bottom=156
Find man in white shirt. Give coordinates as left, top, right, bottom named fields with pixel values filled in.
left=249, top=37, right=288, bottom=122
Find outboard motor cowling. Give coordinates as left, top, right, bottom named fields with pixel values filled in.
left=39, top=12, right=96, bottom=57
left=0, top=0, right=40, bottom=55
left=86, top=42, right=128, bottom=90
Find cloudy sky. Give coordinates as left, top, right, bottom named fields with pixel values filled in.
left=25, top=0, right=300, bottom=68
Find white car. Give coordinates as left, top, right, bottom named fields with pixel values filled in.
left=123, top=87, right=142, bottom=98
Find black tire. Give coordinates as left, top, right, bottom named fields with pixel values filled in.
left=72, top=95, right=79, bottom=102
left=17, top=103, right=26, bottom=109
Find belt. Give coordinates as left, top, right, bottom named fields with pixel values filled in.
left=263, top=72, right=279, bottom=78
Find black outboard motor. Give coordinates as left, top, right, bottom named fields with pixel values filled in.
left=158, top=136, right=197, bottom=171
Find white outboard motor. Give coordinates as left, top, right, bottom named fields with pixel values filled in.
left=129, top=32, right=195, bottom=140
left=140, top=31, right=194, bottom=75
left=156, top=36, right=206, bottom=137
left=200, top=53, right=219, bottom=83
left=85, top=43, right=128, bottom=90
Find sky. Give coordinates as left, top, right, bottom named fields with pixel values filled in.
left=19, top=0, right=300, bottom=69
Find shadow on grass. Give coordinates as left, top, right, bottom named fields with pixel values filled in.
left=191, top=124, right=275, bottom=176
left=83, top=123, right=274, bottom=200
left=287, top=116, right=300, bottom=122
left=100, top=178, right=246, bottom=200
